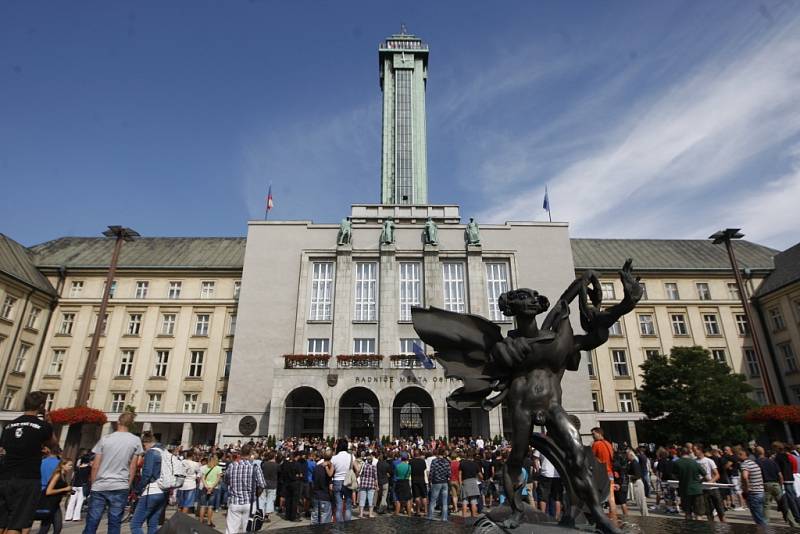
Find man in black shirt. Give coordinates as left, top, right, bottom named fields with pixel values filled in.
left=773, top=442, right=800, bottom=526
left=459, top=451, right=482, bottom=517
left=311, top=451, right=334, bottom=524
left=285, top=452, right=305, bottom=521
left=481, top=452, right=495, bottom=507
left=0, top=391, right=56, bottom=534
left=409, top=449, right=428, bottom=516
left=376, top=452, right=390, bottom=514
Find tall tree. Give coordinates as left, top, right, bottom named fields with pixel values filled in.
left=637, top=346, right=756, bottom=445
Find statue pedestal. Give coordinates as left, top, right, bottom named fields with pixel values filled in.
left=467, top=243, right=482, bottom=251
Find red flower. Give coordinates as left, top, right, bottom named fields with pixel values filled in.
left=745, top=405, right=800, bottom=424
left=49, top=406, right=108, bottom=425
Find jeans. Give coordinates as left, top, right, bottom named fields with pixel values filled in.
left=358, top=489, right=375, bottom=508
left=429, top=483, right=449, bottom=521
left=130, top=492, right=166, bottom=534
left=82, top=489, right=129, bottom=534
left=258, top=488, right=276, bottom=514
left=312, top=498, right=332, bottom=524
left=784, top=483, right=800, bottom=526
left=378, top=482, right=388, bottom=510
left=333, top=480, right=353, bottom=522
left=747, top=492, right=767, bottom=526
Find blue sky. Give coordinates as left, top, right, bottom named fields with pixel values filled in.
left=1, top=1, right=798, bottom=250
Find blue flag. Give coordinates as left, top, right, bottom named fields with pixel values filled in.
left=543, top=186, right=550, bottom=211
left=412, top=341, right=434, bottom=369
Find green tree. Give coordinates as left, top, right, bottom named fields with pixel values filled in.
left=637, top=346, right=756, bottom=445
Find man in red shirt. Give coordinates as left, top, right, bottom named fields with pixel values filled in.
left=591, top=427, right=617, bottom=520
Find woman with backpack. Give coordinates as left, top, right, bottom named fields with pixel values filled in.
left=36, top=459, right=73, bottom=534
left=131, top=432, right=167, bottom=534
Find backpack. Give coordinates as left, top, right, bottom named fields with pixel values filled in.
left=156, top=448, right=188, bottom=490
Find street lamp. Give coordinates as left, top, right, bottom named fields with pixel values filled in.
left=709, top=228, right=776, bottom=404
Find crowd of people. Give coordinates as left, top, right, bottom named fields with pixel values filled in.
left=1, top=392, right=800, bottom=534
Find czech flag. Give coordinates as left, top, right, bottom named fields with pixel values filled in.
left=413, top=341, right=434, bottom=369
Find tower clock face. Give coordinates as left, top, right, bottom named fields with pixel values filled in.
left=393, top=55, right=415, bottom=69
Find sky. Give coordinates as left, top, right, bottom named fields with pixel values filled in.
left=1, top=1, right=799, bottom=250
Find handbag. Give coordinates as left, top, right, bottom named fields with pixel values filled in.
left=344, top=454, right=358, bottom=490
left=246, top=466, right=264, bottom=532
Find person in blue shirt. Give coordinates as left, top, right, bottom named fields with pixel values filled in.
left=40, top=445, right=61, bottom=491
left=130, top=432, right=164, bottom=534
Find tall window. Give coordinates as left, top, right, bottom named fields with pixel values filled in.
left=353, top=262, right=378, bottom=321
left=307, top=338, right=330, bottom=355
left=48, top=349, right=65, bottom=375
left=485, top=263, right=510, bottom=321
left=770, top=308, right=786, bottom=331
left=110, top=393, right=126, bottom=413
left=59, top=313, right=75, bottom=335
left=168, top=281, right=182, bottom=299
left=779, top=343, right=798, bottom=373
left=611, top=349, right=629, bottom=377
left=118, top=350, right=135, bottom=376
left=103, top=280, right=117, bottom=298
left=194, top=314, right=210, bottom=336
left=591, top=392, right=600, bottom=412
left=696, top=283, right=711, bottom=300
left=398, top=262, right=421, bottom=321
left=160, top=313, right=176, bottom=335
left=147, top=393, right=162, bottom=413
left=735, top=314, right=749, bottom=335
left=638, top=314, right=656, bottom=336
left=69, top=281, right=84, bottom=297
left=664, top=283, right=680, bottom=300
left=703, top=314, right=720, bottom=336
left=753, top=389, right=767, bottom=405
left=188, top=351, right=204, bottom=377
left=228, top=315, right=237, bottom=336
left=233, top=280, right=241, bottom=300
left=608, top=320, right=623, bottom=336
left=711, top=349, right=727, bottom=364
left=670, top=313, right=688, bottom=335
left=727, top=283, right=741, bottom=300
left=399, top=338, right=423, bottom=355
left=587, top=353, right=596, bottom=378
left=183, top=393, right=199, bottom=413
left=153, top=350, right=169, bottom=377
left=394, top=68, right=413, bottom=202
left=618, top=392, right=634, bottom=412
left=94, top=312, right=108, bottom=335
left=135, top=281, right=149, bottom=299
left=644, top=349, right=660, bottom=360
left=744, top=349, right=760, bottom=377
left=219, top=393, right=227, bottom=413
left=0, top=296, right=16, bottom=320
left=44, top=392, right=55, bottom=411
left=639, top=282, right=648, bottom=300
left=309, top=262, right=334, bottom=321
left=25, top=307, right=41, bottom=330
left=127, top=313, right=142, bottom=335
left=442, top=262, right=466, bottom=313
left=13, top=344, right=30, bottom=373
left=2, top=388, right=17, bottom=410
left=224, top=350, right=232, bottom=378
left=601, top=282, right=615, bottom=300
left=201, top=281, right=216, bottom=299
left=353, top=338, right=376, bottom=355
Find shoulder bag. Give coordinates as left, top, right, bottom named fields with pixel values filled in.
left=344, top=454, right=359, bottom=490
left=246, top=465, right=264, bottom=532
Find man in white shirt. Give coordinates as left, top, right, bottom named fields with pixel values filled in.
left=331, top=439, right=356, bottom=522
left=476, top=436, right=485, bottom=451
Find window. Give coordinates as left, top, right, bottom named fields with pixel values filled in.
left=48, top=349, right=65, bottom=375
left=188, top=351, right=204, bottom=377
left=770, top=308, right=786, bottom=331
left=307, top=338, right=330, bottom=355
left=2, top=388, right=17, bottom=410
left=183, top=393, right=199, bottom=413
left=194, top=314, right=210, bottom=336
left=399, top=338, right=423, bottom=354
left=147, top=393, right=162, bottom=413
left=160, top=313, right=176, bottom=335
left=727, top=283, right=741, bottom=300
left=13, top=344, right=30, bottom=373
left=200, top=281, right=216, bottom=299
left=309, top=262, right=334, bottom=321
left=638, top=314, right=656, bottom=336
left=127, top=313, right=142, bottom=335
left=753, top=389, right=767, bottom=405
left=26, top=307, right=41, bottom=329
left=93, top=312, right=109, bottom=335
left=69, top=281, right=84, bottom=297
left=110, top=393, right=126, bottom=412
left=353, top=338, right=376, bottom=355
left=228, top=315, right=237, bottom=336
left=618, top=392, right=635, bottom=412
left=779, top=343, right=798, bottom=373
left=224, top=350, right=232, bottom=378
left=168, top=281, right=182, bottom=299
left=442, top=262, right=467, bottom=313
left=135, top=281, right=149, bottom=299
left=353, top=262, right=377, bottom=321
left=645, top=349, right=660, bottom=360
left=233, top=280, right=241, bottom=300
left=744, top=349, right=760, bottom=377
left=792, top=386, right=800, bottom=404
left=591, top=392, right=600, bottom=412
left=587, top=353, right=595, bottom=377
left=485, top=263, right=510, bottom=321
left=703, top=314, right=721, bottom=336
left=601, top=282, right=616, bottom=300
left=612, top=350, right=629, bottom=377
left=59, top=313, right=75, bottom=335
left=736, top=314, right=749, bottom=336
left=711, top=349, right=727, bottom=364
left=696, top=283, right=711, bottom=300
left=118, top=350, right=135, bottom=376
left=664, top=283, right=680, bottom=300
left=219, top=393, right=227, bottom=413
left=398, top=262, right=422, bottom=321
left=0, top=296, right=16, bottom=320
left=103, top=280, right=117, bottom=298
left=153, top=350, right=169, bottom=377
left=671, top=313, right=688, bottom=335
left=43, top=392, right=55, bottom=411
left=639, top=282, right=648, bottom=301
left=608, top=320, right=623, bottom=336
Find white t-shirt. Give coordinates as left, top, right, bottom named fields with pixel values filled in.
left=476, top=439, right=485, bottom=450
left=331, top=451, right=352, bottom=481
left=181, top=460, right=201, bottom=491
left=696, top=456, right=717, bottom=481
left=540, top=454, right=560, bottom=479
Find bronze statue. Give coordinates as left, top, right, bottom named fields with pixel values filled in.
left=337, top=217, right=352, bottom=245
left=412, top=259, right=642, bottom=533
left=423, top=217, right=439, bottom=245
left=466, top=217, right=481, bottom=245
left=380, top=218, right=395, bottom=245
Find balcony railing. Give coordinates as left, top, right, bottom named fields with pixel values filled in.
left=283, top=355, right=330, bottom=369
left=336, top=355, right=384, bottom=369
left=389, top=354, right=436, bottom=369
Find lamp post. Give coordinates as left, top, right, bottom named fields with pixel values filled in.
left=709, top=228, right=776, bottom=404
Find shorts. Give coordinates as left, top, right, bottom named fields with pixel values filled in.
left=197, top=488, right=219, bottom=509
left=461, top=478, right=480, bottom=501
left=682, top=493, right=704, bottom=516
left=539, top=477, right=563, bottom=502
left=301, top=482, right=311, bottom=500
left=394, top=480, right=411, bottom=502
left=0, top=478, right=42, bottom=530
left=177, top=488, right=197, bottom=508
left=411, top=481, right=427, bottom=499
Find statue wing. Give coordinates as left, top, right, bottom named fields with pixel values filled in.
left=411, top=306, right=506, bottom=410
